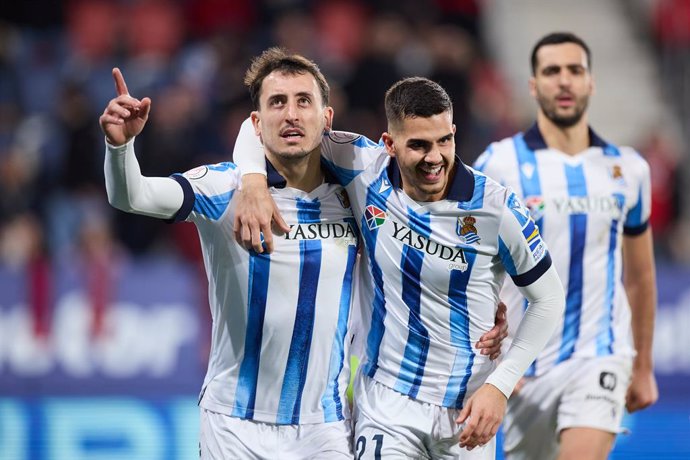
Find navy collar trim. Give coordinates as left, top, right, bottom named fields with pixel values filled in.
left=265, top=157, right=338, bottom=189
left=386, top=156, right=475, bottom=202
left=523, top=123, right=608, bottom=150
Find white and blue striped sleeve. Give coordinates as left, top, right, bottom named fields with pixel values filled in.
left=319, top=131, right=386, bottom=186
left=623, top=149, right=652, bottom=236
left=170, top=163, right=240, bottom=224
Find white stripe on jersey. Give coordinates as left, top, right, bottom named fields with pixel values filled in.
left=174, top=161, right=359, bottom=424
left=475, top=124, right=651, bottom=376
left=319, top=136, right=552, bottom=408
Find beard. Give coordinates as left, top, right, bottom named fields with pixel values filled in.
left=537, top=92, right=589, bottom=128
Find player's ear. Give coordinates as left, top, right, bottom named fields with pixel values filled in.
left=382, top=132, right=396, bottom=158
left=323, top=106, right=334, bottom=132
left=528, top=77, right=537, bottom=98
left=250, top=111, right=261, bottom=136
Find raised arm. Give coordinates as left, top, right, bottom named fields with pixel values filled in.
left=100, top=68, right=184, bottom=219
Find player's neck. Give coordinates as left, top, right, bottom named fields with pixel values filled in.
left=268, top=147, right=324, bottom=192
left=537, top=112, right=590, bottom=156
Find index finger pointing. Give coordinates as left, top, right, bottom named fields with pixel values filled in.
left=112, top=67, right=129, bottom=96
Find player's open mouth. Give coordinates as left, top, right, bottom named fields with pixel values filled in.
left=556, top=94, right=574, bottom=107
left=281, top=128, right=305, bottom=139
left=419, top=164, right=443, bottom=180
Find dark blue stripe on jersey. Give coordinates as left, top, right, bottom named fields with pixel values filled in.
left=232, top=252, right=271, bottom=420
left=394, top=209, right=431, bottom=398
left=597, top=217, right=618, bottom=355
left=511, top=252, right=552, bottom=287
left=322, top=158, right=361, bottom=186
left=625, top=187, right=644, bottom=229
left=497, top=236, right=518, bottom=277
left=169, top=174, right=195, bottom=222
left=192, top=190, right=234, bottom=221
left=443, top=250, right=477, bottom=408
left=278, top=199, right=322, bottom=424
left=321, top=243, right=357, bottom=422
left=362, top=173, right=394, bottom=378
left=458, top=174, right=486, bottom=211
left=513, top=134, right=545, bottom=232
left=558, top=164, right=588, bottom=363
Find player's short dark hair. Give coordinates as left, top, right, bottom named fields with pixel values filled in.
left=384, top=77, right=453, bottom=132
left=244, top=47, right=330, bottom=109
left=530, top=32, right=592, bottom=75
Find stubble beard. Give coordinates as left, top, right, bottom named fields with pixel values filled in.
left=538, top=93, right=589, bottom=128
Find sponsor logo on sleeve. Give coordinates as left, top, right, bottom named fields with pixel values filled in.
left=328, top=131, right=362, bottom=144
left=183, top=166, right=208, bottom=180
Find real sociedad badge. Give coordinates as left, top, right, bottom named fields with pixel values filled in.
left=457, top=215, right=480, bottom=244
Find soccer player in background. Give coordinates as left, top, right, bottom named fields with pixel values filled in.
left=233, top=77, right=566, bottom=458
left=474, top=32, right=658, bottom=460
left=100, top=49, right=506, bottom=459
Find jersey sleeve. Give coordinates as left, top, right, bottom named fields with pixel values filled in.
left=319, top=131, right=386, bottom=186
left=232, top=118, right=267, bottom=176
left=171, top=162, right=240, bottom=224
left=623, top=149, right=652, bottom=235
left=497, top=190, right=552, bottom=286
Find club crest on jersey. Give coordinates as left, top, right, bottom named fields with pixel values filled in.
left=457, top=216, right=480, bottom=244
left=524, top=196, right=546, bottom=221
left=610, top=164, right=626, bottom=185
left=336, top=189, right=351, bottom=209
left=365, top=205, right=387, bottom=230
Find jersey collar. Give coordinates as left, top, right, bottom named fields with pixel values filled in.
left=523, top=123, right=608, bottom=151
left=386, top=156, right=475, bottom=202
left=265, top=157, right=338, bottom=189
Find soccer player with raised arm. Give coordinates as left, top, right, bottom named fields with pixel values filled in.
left=233, top=77, right=566, bottom=459
left=100, top=49, right=506, bottom=459
left=474, top=32, right=658, bottom=460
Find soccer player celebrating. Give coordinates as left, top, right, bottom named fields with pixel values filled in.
left=474, top=32, right=658, bottom=459
left=100, top=49, right=506, bottom=459
left=234, top=77, right=566, bottom=458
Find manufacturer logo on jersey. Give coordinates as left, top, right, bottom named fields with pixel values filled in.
left=379, top=179, right=391, bottom=193
left=336, top=189, right=351, bottom=209
left=184, top=166, right=208, bottom=180
left=521, top=163, right=535, bottom=180
left=392, top=222, right=468, bottom=271
left=365, top=205, right=387, bottom=230
left=524, top=196, right=546, bottom=221
left=327, top=130, right=362, bottom=144
left=457, top=216, right=481, bottom=244
left=599, top=371, right=617, bottom=391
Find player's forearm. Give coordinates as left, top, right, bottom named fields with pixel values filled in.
left=485, top=265, right=565, bottom=398
left=233, top=118, right=268, bottom=176
left=626, top=269, right=656, bottom=371
left=104, top=139, right=184, bottom=219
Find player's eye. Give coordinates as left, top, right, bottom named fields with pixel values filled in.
left=298, top=96, right=311, bottom=106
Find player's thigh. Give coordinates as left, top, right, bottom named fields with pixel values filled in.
left=502, top=375, right=562, bottom=460
left=199, top=408, right=271, bottom=460
left=558, top=355, right=632, bottom=435
left=353, top=374, right=430, bottom=459
left=558, top=427, right=615, bottom=460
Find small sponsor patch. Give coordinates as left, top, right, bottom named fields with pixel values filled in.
left=365, top=205, right=387, bottom=230
left=184, top=166, right=208, bottom=180
left=525, top=196, right=546, bottom=221
left=328, top=131, right=362, bottom=144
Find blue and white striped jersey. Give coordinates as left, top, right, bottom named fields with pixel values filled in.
left=172, top=161, right=359, bottom=425
left=474, top=124, right=651, bottom=376
left=317, top=132, right=553, bottom=408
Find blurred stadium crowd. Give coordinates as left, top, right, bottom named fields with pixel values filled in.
left=0, top=0, right=687, bottom=284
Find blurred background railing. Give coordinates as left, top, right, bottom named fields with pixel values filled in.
left=0, top=0, right=688, bottom=458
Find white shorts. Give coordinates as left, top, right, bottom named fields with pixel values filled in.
left=353, top=372, right=495, bottom=459
left=503, top=355, right=632, bottom=460
left=199, top=407, right=353, bottom=459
